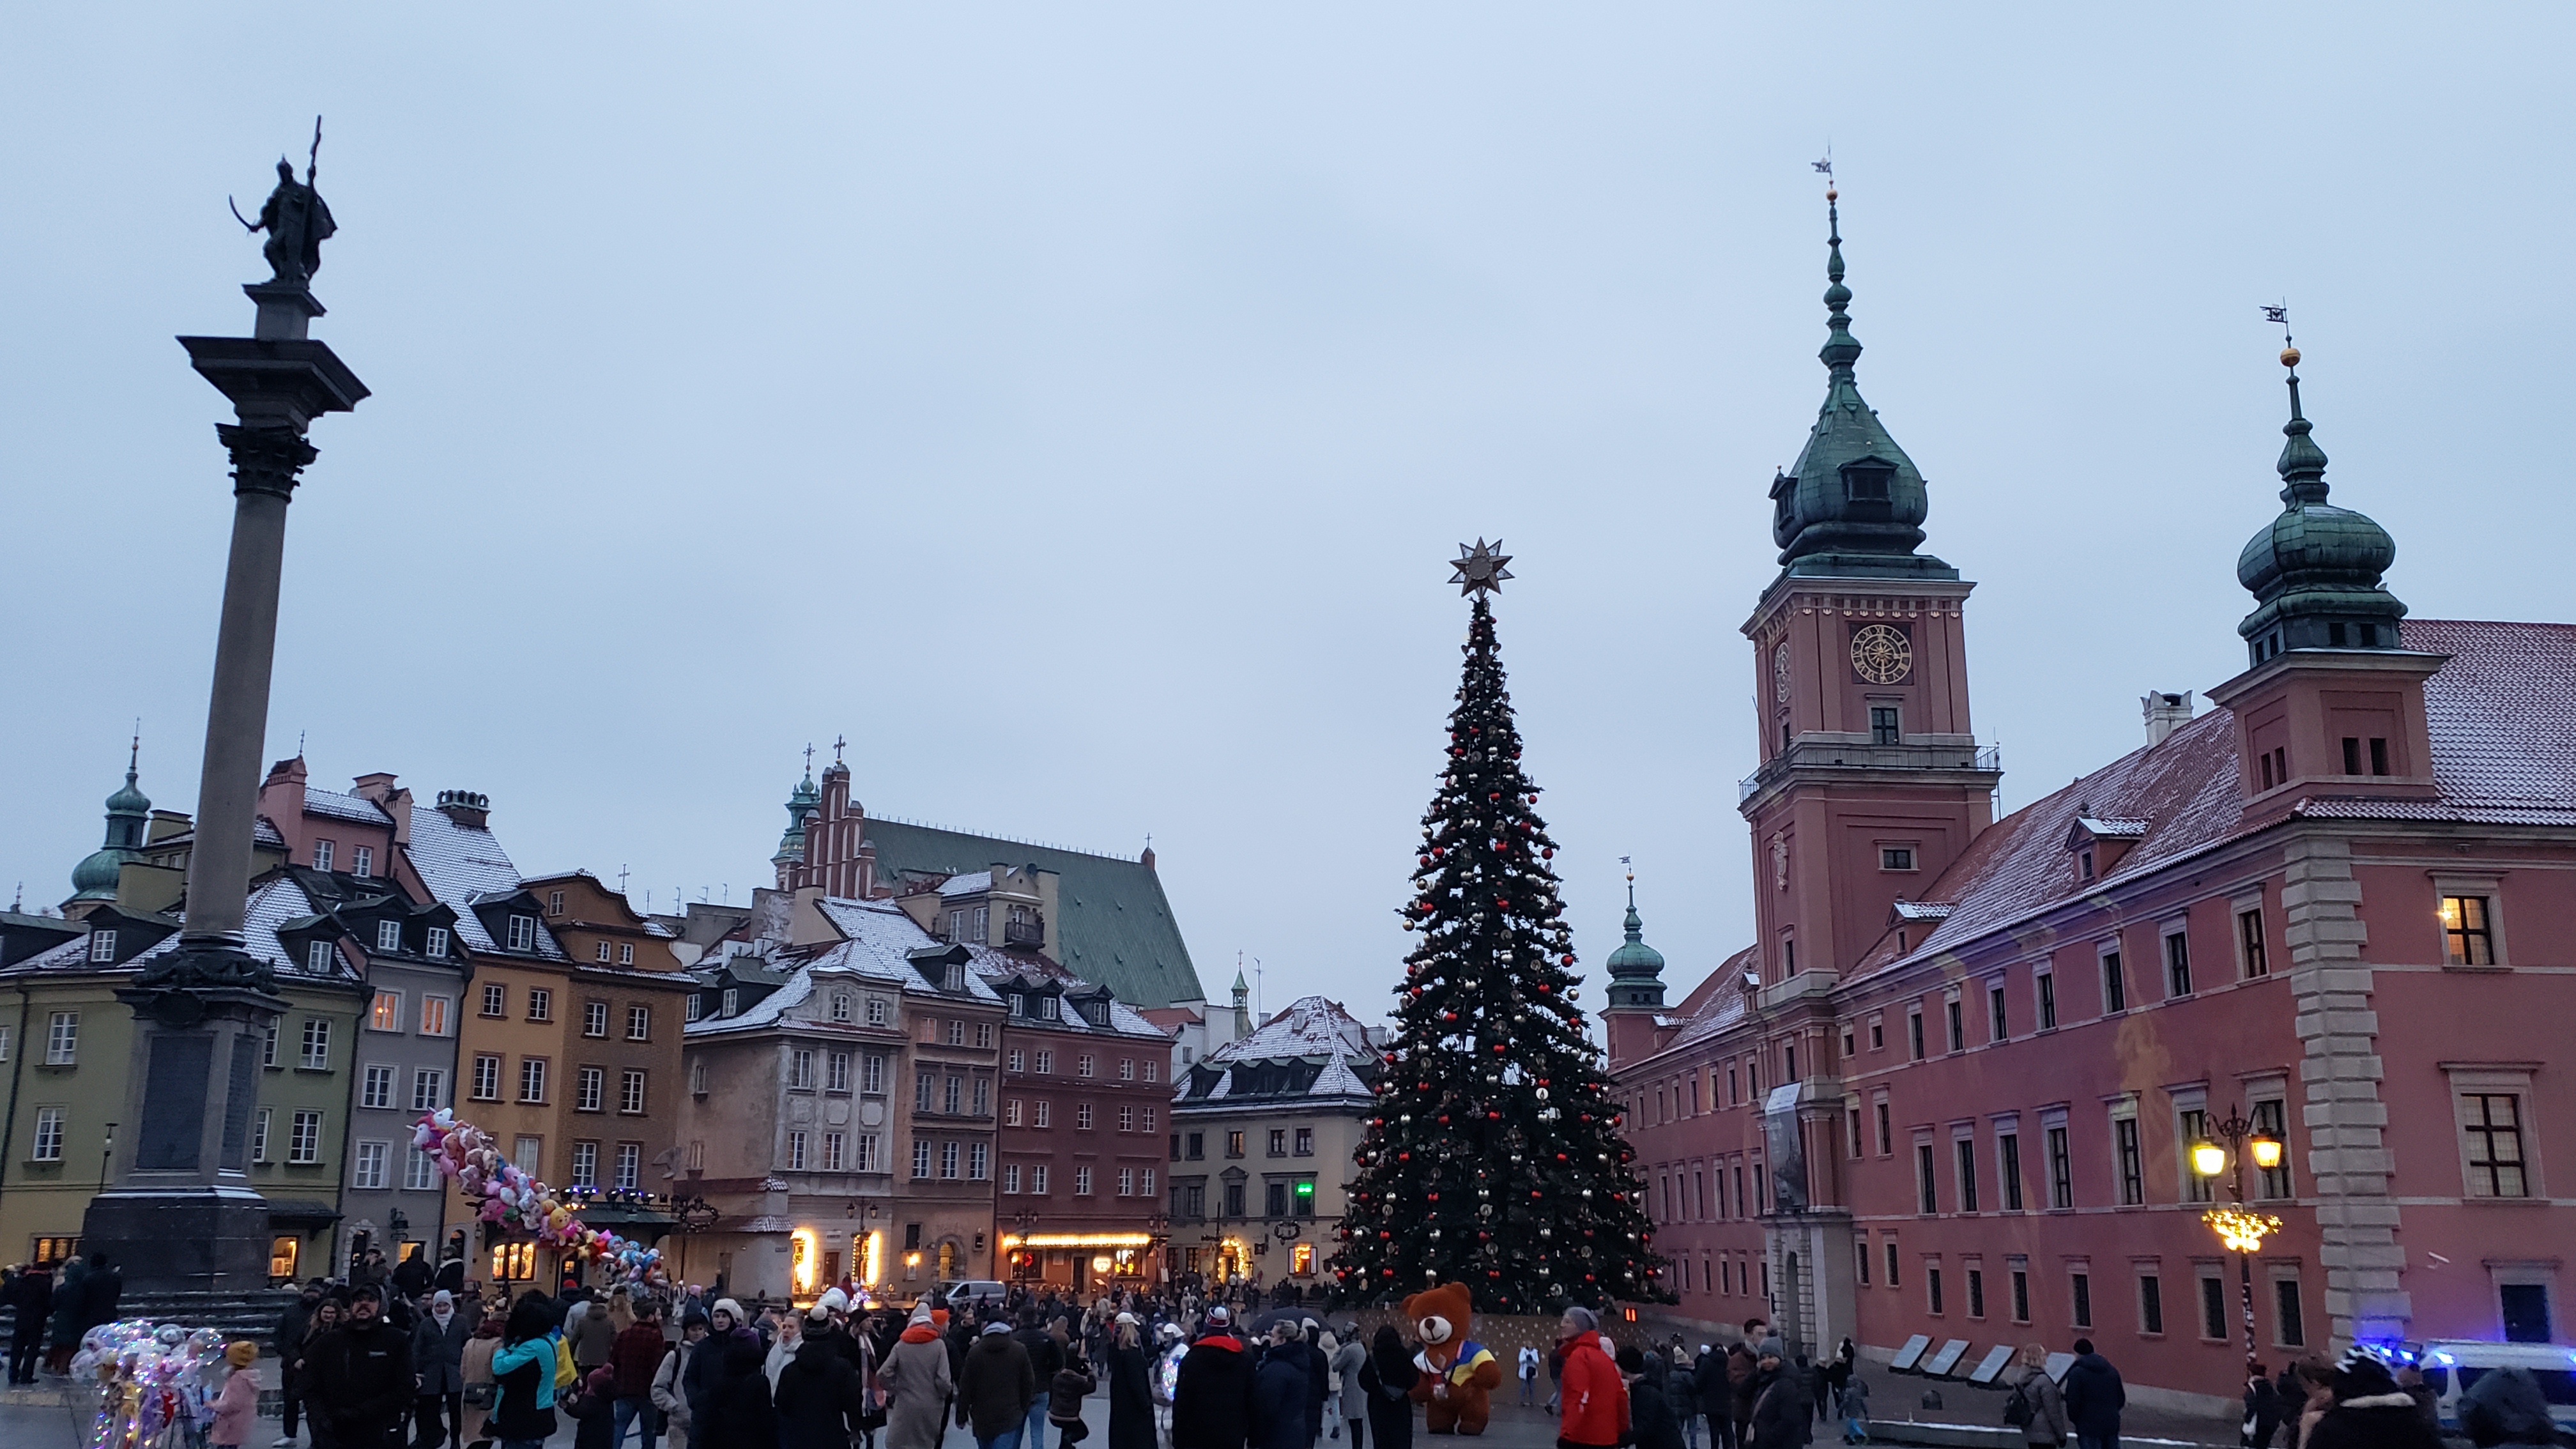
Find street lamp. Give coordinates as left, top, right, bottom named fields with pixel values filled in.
left=2190, top=1105, right=2286, bottom=1363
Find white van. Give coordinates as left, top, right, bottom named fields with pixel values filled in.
left=941, top=1279, right=1010, bottom=1312
left=2418, top=1340, right=2576, bottom=1433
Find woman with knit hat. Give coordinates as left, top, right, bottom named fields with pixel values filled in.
left=2302, top=1350, right=2441, bottom=1449
left=213, top=1341, right=262, bottom=1449
left=880, top=1301, right=957, bottom=1449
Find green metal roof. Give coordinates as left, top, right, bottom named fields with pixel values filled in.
left=861, top=818, right=1204, bottom=1009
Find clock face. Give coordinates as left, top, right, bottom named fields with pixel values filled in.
left=1850, top=624, right=1913, bottom=685
left=1772, top=643, right=1792, bottom=707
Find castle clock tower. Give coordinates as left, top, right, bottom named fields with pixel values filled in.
left=1738, top=187, right=2002, bottom=988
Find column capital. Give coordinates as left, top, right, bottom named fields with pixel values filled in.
left=214, top=422, right=319, bottom=501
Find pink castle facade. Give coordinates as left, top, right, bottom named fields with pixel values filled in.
left=1604, top=201, right=2576, bottom=1404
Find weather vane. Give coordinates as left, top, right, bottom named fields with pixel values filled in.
left=1448, top=539, right=1514, bottom=597
left=2264, top=303, right=2299, bottom=367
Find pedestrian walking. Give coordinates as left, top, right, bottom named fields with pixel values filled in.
left=307, top=1285, right=418, bottom=1449
left=1748, top=1341, right=1811, bottom=1449
left=776, top=1306, right=872, bottom=1449
left=694, top=1336, right=777, bottom=1449
left=1107, top=1315, right=1157, bottom=1449
left=878, top=1303, right=956, bottom=1449
left=960, top=1319, right=1039, bottom=1449
left=1693, top=1345, right=1731, bottom=1449
left=1834, top=1376, right=1869, bottom=1446
left=1172, top=1307, right=1254, bottom=1449
left=1251, top=1324, right=1314, bottom=1449
left=414, top=1289, right=474, bottom=1449
left=1728, top=1322, right=1767, bottom=1449
left=213, top=1340, right=264, bottom=1449
left=1330, top=1328, right=1367, bottom=1446
left=1515, top=1346, right=1540, bottom=1410
left=1016, top=1307, right=1068, bottom=1449
left=1555, top=1308, right=1626, bottom=1449
left=2304, top=1349, right=2440, bottom=1449
left=273, top=1280, right=326, bottom=1446
left=1672, top=1344, right=1702, bottom=1449
left=608, top=1298, right=670, bottom=1449
left=1622, top=1346, right=1685, bottom=1449
left=1048, top=1344, right=1099, bottom=1447
left=567, top=1367, right=619, bottom=1449
left=652, top=1310, right=709, bottom=1449
left=486, top=1293, right=564, bottom=1449
left=2059, top=1340, right=2124, bottom=1449
left=2004, top=1346, right=2069, bottom=1449
left=569, top=1299, right=617, bottom=1377
left=1354, top=1328, right=1415, bottom=1449
left=2244, top=1366, right=2282, bottom=1449
left=459, top=1309, right=503, bottom=1449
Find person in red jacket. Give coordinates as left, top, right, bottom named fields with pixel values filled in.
left=1554, top=1308, right=1627, bottom=1449
left=610, top=1298, right=671, bottom=1449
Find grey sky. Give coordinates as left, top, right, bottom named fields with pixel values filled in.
left=5, top=6, right=2570, bottom=1024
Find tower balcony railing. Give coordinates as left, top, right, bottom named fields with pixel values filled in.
left=1739, top=739, right=2002, bottom=808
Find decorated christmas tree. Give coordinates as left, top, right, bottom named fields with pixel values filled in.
left=1331, top=542, right=1662, bottom=1312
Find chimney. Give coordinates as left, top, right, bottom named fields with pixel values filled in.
left=351, top=772, right=414, bottom=845
left=2142, top=691, right=2195, bottom=747
left=434, top=790, right=491, bottom=829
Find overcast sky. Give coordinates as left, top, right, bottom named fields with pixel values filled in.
left=5, top=6, right=2570, bottom=1025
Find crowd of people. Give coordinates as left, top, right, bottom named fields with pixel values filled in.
left=1, top=1251, right=126, bottom=1382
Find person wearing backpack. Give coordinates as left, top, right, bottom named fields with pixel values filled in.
left=1833, top=1374, right=1869, bottom=1445
left=2004, top=1346, right=2069, bottom=1449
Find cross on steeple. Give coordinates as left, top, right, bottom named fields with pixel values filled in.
left=803, top=742, right=815, bottom=775
left=833, top=734, right=847, bottom=764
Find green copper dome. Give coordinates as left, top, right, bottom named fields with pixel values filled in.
left=1603, top=877, right=1666, bottom=1011
left=1770, top=189, right=1957, bottom=584
left=772, top=770, right=820, bottom=866
left=70, top=744, right=151, bottom=903
left=2235, top=350, right=2406, bottom=661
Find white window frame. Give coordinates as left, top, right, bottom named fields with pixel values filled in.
left=2099, top=939, right=2128, bottom=1014
left=45, top=1012, right=78, bottom=1066
left=576, top=1066, right=604, bottom=1112
left=299, top=1016, right=331, bottom=1070
left=1003, top=1163, right=1022, bottom=1194
left=472, top=1054, right=502, bottom=1100
left=88, top=930, right=117, bottom=963
left=31, top=1106, right=65, bottom=1162
left=360, top=1063, right=395, bottom=1110
left=369, top=989, right=403, bottom=1032
left=252, top=1107, right=272, bottom=1163
left=583, top=1000, right=609, bottom=1038
left=2161, top=918, right=2194, bottom=999
left=352, top=1140, right=389, bottom=1190
left=351, top=844, right=372, bottom=878
left=425, top=926, right=450, bottom=959
left=413, top=1066, right=447, bottom=1112
left=307, top=940, right=337, bottom=974
left=289, top=1109, right=323, bottom=1164
left=912, top=1140, right=931, bottom=1179
left=507, top=915, right=536, bottom=952
left=572, top=1140, right=599, bottom=1187
left=2432, top=873, right=2510, bottom=967
left=418, top=994, right=452, bottom=1037
left=312, top=839, right=334, bottom=871
left=865, top=996, right=889, bottom=1026
left=375, top=919, right=403, bottom=954
left=620, top=1068, right=646, bottom=1115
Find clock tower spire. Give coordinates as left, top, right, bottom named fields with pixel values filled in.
left=1738, top=177, right=2000, bottom=986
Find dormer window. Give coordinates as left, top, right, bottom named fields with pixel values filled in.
left=507, top=916, right=535, bottom=951
left=721, top=988, right=739, bottom=1016
left=376, top=920, right=402, bottom=953
left=2079, top=849, right=2094, bottom=882
left=944, top=962, right=965, bottom=992
left=88, top=930, right=116, bottom=963
left=425, top=926, right=449, bottom=959
left=548, top=890, right=565, bottom=916
left=307, top=940, right=336, bottom=973
left=830, top=991, right=851, bottom=1023
left=1082, top=1000, right=1110, bottom=1028
left=1038, top=994, right=1061, bottom=1021
left=1009, top=993, right=1029, bottom=1018
left=1841, top=459, right=1894, bottom=503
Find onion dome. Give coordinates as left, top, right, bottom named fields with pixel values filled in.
left=772, top=767, right=820, bottom=867
left=1770, top=183, right=1958, bottom=583
left=70, top=736, right=151, bottom=903
left=1603, top=872, right=1666, bottom=1009
left=2235, top=343, right=2406, bottom=663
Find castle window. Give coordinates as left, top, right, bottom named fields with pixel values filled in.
left=1870, top=707, right=1901, bottom=745
left=1881, top=847, right=1914, bottom=871
left=1843, top=459, right=1894, bottom=502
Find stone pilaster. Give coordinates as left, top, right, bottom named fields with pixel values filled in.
left=2280, top=833, right=2409, bottom=1346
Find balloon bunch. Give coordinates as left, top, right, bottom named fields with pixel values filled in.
left=69, top=1319, right=226, bottom=1449
left=413, top=1108, right=664, bottom=1285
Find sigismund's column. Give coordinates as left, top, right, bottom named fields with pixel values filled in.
left=80, top=151, right=368, bottom=1294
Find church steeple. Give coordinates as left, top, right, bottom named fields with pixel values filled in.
left=1602, top=867, right=1667, bottom=1010
left=69, top=732, right=151, bottom=905
left=1768, top=180, right=1956, bottom=585
left=2234, top=334, right=2406, bottom=663
left=771, top=751, right=820, bottom=886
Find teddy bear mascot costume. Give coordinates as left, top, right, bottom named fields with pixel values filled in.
left=1404, top=1282, right=1503, bottom=1434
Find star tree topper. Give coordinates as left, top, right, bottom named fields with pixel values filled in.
left=1449, top=539, right=1514, bottom=597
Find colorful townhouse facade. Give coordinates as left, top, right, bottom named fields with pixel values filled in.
left=1606, top=204, right=2576, bottom=1406
left=1167, top=995, right=1380, bottom=1292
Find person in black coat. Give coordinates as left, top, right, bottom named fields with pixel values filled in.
left=6, top=1264, right=52, bottom=1386
left=2058, top=1342, right=2126, bottom=1449
left=1747, top=1343, right=1811, bottom=1449
left=1622, top=1347, right=1685, bottom=1449
left=776, top=1328, right=873, bottom=1449
left=1106, top=1319, right=1157, bottom=1449
left=2244, top=1367, right=2283, bottom=1449
left=2306, top=1353, right=2441, bottom=1449
left=1174, top=1315, right=1255, bottom=1449
left=696, top=1335, right=779, bottom=1449
left=78, top=1252, right=121, bottom=1331
left=1252, top=1330, right=1314, bottom=1449
left=1354, top=1328, right=1417, bottom=1449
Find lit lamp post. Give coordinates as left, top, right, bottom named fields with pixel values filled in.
left=2191, top=1107, right=2287, bottom=1363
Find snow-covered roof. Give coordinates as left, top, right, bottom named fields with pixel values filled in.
left=687, top=896, right=1003, bottom=1037
left=403, top=804, right=565, bottom=959
left=971, top=954, right=1168, bottom=1040
left=12, top=876, right=363, bottom=986
left=1206, top=995, right=1372, bottom=1062
left=937, top=871, right=993, bottom=898
left=303, top=788, right=394, bottom=827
